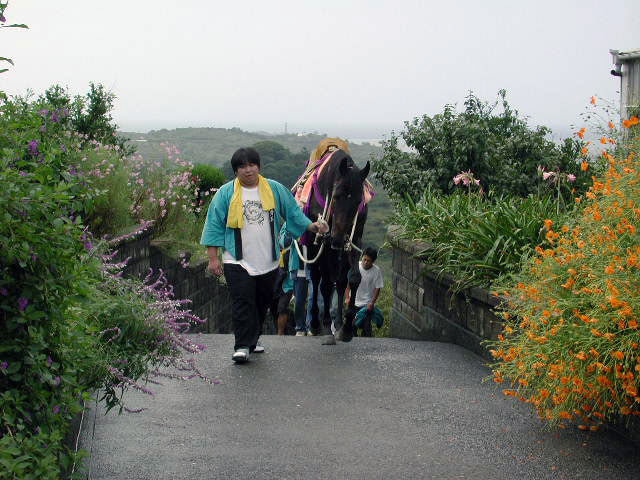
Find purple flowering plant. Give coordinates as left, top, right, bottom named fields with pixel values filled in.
left=0, top=85, right=211, bottom=478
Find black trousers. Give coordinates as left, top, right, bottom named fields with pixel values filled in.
left=224, top=263, right=279, bottom=352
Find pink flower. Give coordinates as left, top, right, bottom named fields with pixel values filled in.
left=567, top=174, right=576, bottom=182
left=542, top=171, right=555, bottom=181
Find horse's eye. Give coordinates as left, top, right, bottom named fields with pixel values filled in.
left=347, top=194, right=352, bottom=199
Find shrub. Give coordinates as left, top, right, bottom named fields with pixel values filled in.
left=128, top=143, right=204, bottom=242
left=192, top=163, right=225, bottom=194
left=393, top=188, right=563, bottom=291
left=487, top=122, right=640, bottom=429
left=0, top=91, right=208, bottom=478
left=372, top=90, right=591, bottom=201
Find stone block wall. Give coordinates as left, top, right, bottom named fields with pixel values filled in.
left=387, top=226, right=504, bottom=360
left=111, top=226, right=233, bottom=334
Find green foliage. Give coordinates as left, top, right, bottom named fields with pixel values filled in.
left=372, top=90, right=591, bottom=201
left=373, top=281, right=392, bottom=338
left=79, top=149, right=134, bottom=237
left=393, top=189, right=565, bottom=291
left=192, top=163, right=225, bottom=193
left=487, top=135, right=640, bottom=428
left=0, top=91, right=198, bottom=478
left=40, top=83, right=135, bottom=157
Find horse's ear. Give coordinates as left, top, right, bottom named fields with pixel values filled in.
left=339, top=156, right=350, bottom=176
left=360, top=161, right=370, bottom=181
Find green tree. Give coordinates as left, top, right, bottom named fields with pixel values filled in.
left=372, top=90, right=590, bottom=201
left=40, top=83, right=135, bottom=157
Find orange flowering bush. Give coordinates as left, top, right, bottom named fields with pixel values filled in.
left=488, top=121, right=640, bottom=430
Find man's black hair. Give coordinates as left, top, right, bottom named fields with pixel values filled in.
left=231, top=147, right=261, bottom=173
left=362, top=246, right=378, bottom=262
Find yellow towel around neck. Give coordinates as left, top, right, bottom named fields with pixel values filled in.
left=227, top=175, right=275, bottom=228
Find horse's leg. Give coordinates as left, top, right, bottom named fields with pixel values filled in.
left=318, top=246, right=337, bottom=344
left=320, top=276, right=333, bottom=332
left=338, top=249, right=361, bottom=342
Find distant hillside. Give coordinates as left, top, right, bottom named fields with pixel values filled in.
left=120, top=127, right=383, bottom=169
left=119, top=126, right=393, bottom=276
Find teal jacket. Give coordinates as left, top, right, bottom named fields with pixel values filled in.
left=278, top=222, right=305, bottom=293
left=200, top=178, right=312, bottom=262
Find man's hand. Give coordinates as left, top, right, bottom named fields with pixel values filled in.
left=207, top=257, right=223, bottom=277
left=308, top=218, right=329, bottom=234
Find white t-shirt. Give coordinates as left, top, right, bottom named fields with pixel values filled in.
left=222, top=186, right=278, bottom=276
left=354, top=261, right=384, bottom=307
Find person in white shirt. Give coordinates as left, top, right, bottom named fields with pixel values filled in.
left=344, top=247, right=384, bottom=337
left=200, top=148, right=328, bottom=363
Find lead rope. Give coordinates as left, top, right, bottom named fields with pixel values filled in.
left=293, top=184, right=334, bottom=264
left=344, top=209, right=363, bottom=254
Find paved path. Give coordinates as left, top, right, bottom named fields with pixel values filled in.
left=79, top=334, right=639, bottom=479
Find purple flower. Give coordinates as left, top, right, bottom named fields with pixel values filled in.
left=52, top=405, right=60, bottom=414
left=0, top=361, right=8, bottom=370
left=0, top=14, right=6, bottom=23
left=19, top=171, right=27, bottom=176
left=53, top=376, right=61, bottom=386
left=0, top=287, right=8, bottom=296
left=47, top=356, right=53, bottom=367
left=69, top=166, right=77, bottom=176
left=60, top=144, right=66, bottom=152
left=17, top=297, right=28, bottom=312
left=38, top=109, right=49, bottom=118
left=50, top=112, right=59, bottom=123
left=28, top=140, right=39, bottom=157
left=83, top=241, right=92, bottom=251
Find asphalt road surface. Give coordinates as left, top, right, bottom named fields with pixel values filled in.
left=79, top=334, right=640, bottom=480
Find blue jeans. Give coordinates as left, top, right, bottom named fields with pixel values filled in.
left=306, top=277, right=337, bottom=330
left=293, top=276, right=308, bottom=332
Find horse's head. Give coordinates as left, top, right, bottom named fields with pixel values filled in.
left=321, top=150, right=370, bottom=250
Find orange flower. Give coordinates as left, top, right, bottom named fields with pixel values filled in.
left=600, top=137, right=608, bottom=145
left=577, top=127, right=586, bottom=139
left=591, top=96, right=597, bottom=105
left=609, top=121, right=615, bottom=129
left=612, top=351, right=624, bottom=360
left=575, top=351, right=588, bottom=361
left=544, top=219, right=553, bottom=230
left=581, top=147, right=588, bottom=156
left=630, top=116, right=639, bottom=126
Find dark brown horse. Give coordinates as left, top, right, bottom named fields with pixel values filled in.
left=302, top=149, right=370, bottom=345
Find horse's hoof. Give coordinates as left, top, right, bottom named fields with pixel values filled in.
left=336, top=328, right=353, bottom=343
left=321, top=335, right=336, bottom=345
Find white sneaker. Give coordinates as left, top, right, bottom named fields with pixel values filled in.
left=232, top=348, right=250, bottom=363
left=306, top=330, right=315, bottom=336
left=253, top=343, right=265, bottom=353
left=295, top=331, right=306, bottom=337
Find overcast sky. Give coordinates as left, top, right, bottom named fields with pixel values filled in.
left=2, top=1, right=638, bottom=137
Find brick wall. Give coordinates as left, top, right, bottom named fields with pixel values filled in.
left=387, top=226, right=504, bottom=360
left=111, top=227, right=233, bottom=334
